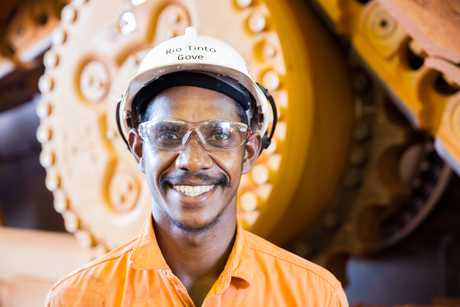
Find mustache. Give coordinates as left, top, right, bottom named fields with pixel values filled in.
left=160, top=171, right=229, bottom=187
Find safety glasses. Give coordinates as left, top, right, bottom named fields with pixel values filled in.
left=138, top=119, right=250, bottom=151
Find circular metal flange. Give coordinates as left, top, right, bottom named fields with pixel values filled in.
left=38, top=0, right=357, bottom=251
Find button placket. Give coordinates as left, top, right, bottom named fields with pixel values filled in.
left=160, top=269, right=195, bottom=306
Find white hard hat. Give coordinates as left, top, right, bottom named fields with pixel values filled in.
left=116, top=27, right=277, bottom=150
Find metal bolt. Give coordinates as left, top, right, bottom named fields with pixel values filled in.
left=166, top=9, right=181, bottom=23
left=40, top=148, right=55, bottom=168
left=263, top=43, right=277, bottom=59
left=350, top=148, right=367, bottom=166
left=241, top=211, right=259, bottom=225
left=44, top=51, right=59, bottom=69
left=248, top=13, right=266, bottom=33
left=63, top=211, right=80, bottom=233
left=72, top=0, right=88, bottom=6
left=46, top=170, right=61, bottom=191
left=275, top=121, right=286, bottom=141
left=62, top=5, right=78, bottom=25
left=76, top=230, right=93, bottom=248
left=36, top=101, right=52, bottom=118
left=255, top=184, right=272, bottom=201
left=252, top=165, right=269, bottom=184
left=263, top=70, right=280, bottom=90
left=106, top=130, right=117, bottom=140
left=54, top=192, right=69, bottom=213
left=36, top=125, right=52, bottom=143
left=240, top=192, right=258, bottom=212
left=164, top=29, right=175, bottom=40
left=236, top=0, right=252, bottom=8
left=277, top=91, right=288, bottom=109
left=80, top=61, right=110, bottom=102
left=119, top=11, right=137, bottom=35
left=92, top=244, right=107, bottom=258
left=268, top=154, right=281, bottom=170
left=371, top=9, right=396, bottom=39
left=39, top=75, right=54, bottom=93
left=131, top=0, right=146, bottom=5
left=353, top=123, right=370, bottom=142
left=52, top=29, right=67, bottom=45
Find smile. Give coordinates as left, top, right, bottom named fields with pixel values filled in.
left=172, top=185, right=215, bottom=197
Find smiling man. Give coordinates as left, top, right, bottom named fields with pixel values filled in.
left=45, top=27, right=348, bottom=307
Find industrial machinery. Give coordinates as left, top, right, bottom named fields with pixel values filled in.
left=1, top=0, right=459, bottom=306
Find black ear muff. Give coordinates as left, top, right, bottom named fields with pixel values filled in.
left=256, top=83, right=278, bottom=150
left=115, top=98, right=131, bottom=150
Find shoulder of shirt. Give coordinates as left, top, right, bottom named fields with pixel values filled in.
left=49, top=237, right=138, bottom=293
left=243, top=229, right=342, bottom=290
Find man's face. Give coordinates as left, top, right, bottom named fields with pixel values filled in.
left=129, top=86, right=259, bottom=232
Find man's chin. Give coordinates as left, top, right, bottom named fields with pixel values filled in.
left=169, top=216, right=219, bottom=234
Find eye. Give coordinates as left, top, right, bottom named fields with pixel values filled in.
left=153, top=122, right=185, bottom=145
left=212, top=131, right=231, bottom=141
left=159, top=131, right=179, bottom=140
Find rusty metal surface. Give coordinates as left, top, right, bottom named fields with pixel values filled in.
left=378, top=0, right=460, bottom=64
left=0, top=0, right=64, bottom=64
left=286, top=65, right=452, bottom=283
left=314, top=0, right=460, bottom=176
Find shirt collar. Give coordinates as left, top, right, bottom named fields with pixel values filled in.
left=213, top=221, right=253, bottom=293
left=128, top=215, right=253, bottom=287
left=128, top=215, right=169, bottom=270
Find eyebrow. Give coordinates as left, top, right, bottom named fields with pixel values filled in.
left=143, top=107, right=241, bottom=123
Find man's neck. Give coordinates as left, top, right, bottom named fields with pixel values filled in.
left=152, top=203, right=237, bottom=298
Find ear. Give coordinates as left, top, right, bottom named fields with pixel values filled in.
left=242, top=133, right=262, bottom=174
left=128, top=128, right=143, bottom=163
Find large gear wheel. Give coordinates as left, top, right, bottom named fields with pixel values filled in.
left=37, top=0, right=356, bottom=251
left=36, top=0, right=454, bottom=280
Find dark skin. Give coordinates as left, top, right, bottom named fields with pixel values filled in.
left=128, top=86, right=261, bottom=306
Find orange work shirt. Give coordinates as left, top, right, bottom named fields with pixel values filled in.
left=46, top=217, right=349, bottom=306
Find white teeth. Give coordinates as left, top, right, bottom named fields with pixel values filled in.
left=172, top=185, right=214, bottom=197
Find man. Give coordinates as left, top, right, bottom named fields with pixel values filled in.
left=46, top=27, right=348, bottom=306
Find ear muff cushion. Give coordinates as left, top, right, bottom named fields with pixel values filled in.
left=256, top=83, right=278, bottom=149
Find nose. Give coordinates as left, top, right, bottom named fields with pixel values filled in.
left=175, top=134, right=213, bottom=172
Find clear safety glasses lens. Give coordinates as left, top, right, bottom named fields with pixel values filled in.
left=139, top=120, right=249, bottom=150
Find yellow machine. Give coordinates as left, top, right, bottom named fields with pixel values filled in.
left=1, top=0, right=459, bottom=305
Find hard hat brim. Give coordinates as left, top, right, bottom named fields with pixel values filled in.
left=119, top=63, right=272, bottom=137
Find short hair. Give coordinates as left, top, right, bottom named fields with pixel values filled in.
left=132, top=71, right=254, bottom=128
left=138, top=88, right=249, bottom=125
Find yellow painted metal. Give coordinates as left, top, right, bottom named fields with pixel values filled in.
left=315, top=0, right=364, bottom=36
left=259, top=0, right=354, bottom=243
left=315, top=0, right=460, bottom=175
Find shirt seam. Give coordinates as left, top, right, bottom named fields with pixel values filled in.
left=246, top=245, right=341, bottom=290
left=50, top=247, right=136, bottom=292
